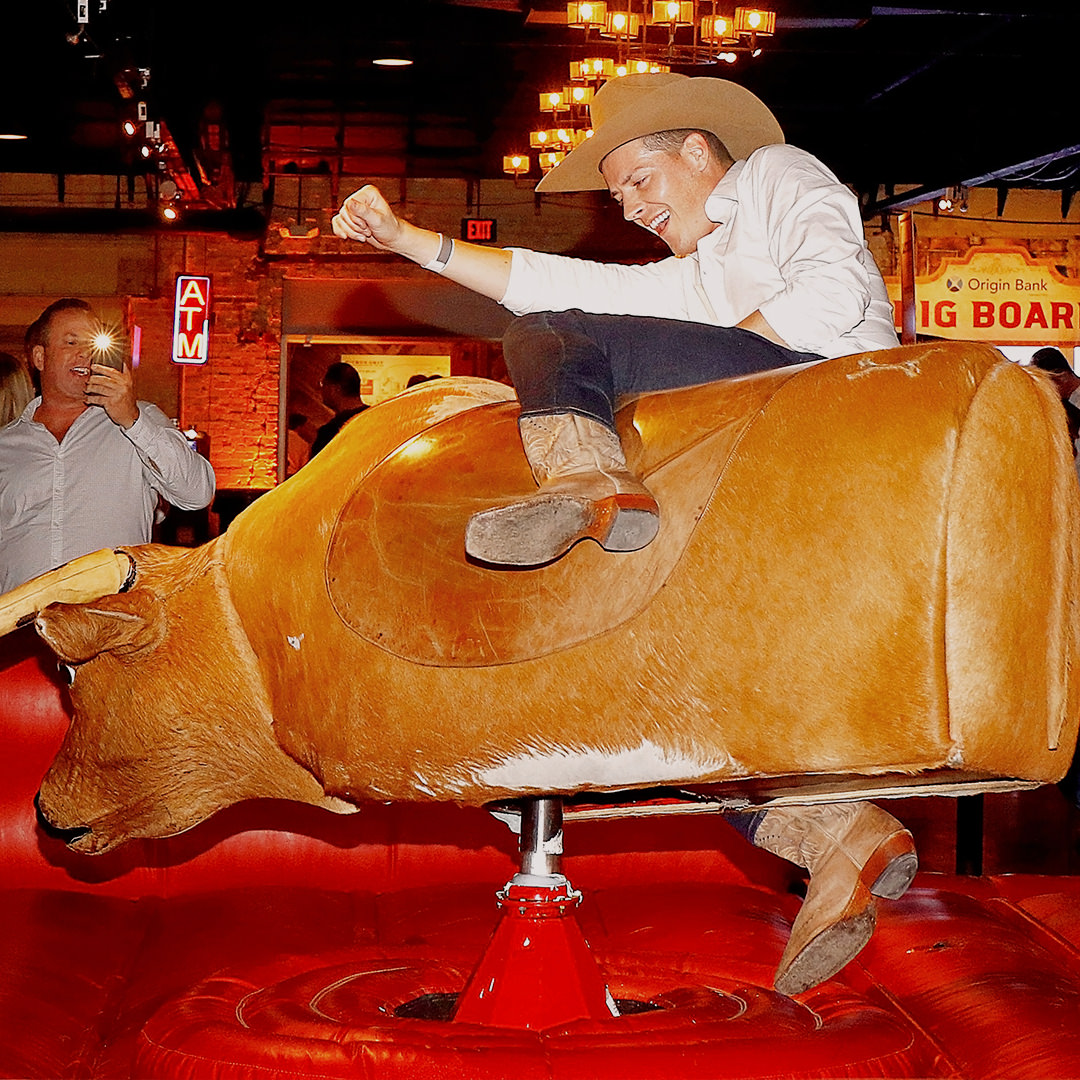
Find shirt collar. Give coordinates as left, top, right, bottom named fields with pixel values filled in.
left=704, top=159, right=746, bottom=224
left=16, top=396, right=42, bottom=424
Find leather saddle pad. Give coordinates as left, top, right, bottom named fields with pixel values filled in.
left=326, top=363, right=811, bottom=666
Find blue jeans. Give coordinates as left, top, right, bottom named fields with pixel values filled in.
left=503, top=309, right=822, bottom=428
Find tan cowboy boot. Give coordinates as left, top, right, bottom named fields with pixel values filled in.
left=465, top=412, right=660, bottom=566
left=751, top=802, right=917, bottom=996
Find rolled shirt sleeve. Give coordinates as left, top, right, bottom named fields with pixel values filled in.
left=501, top=247, right=711, bottom=322
left=123, top=403, right=216, bottom=511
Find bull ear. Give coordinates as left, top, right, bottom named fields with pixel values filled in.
left=35, top=589, right=163, bottom=664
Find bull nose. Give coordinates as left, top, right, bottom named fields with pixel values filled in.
left=33, top=792, right=91, bottom=845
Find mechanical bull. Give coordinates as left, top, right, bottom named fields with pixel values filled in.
left=5, top=338, right=1080, bottom=843
left=2, top=340, right=1079, bottom=994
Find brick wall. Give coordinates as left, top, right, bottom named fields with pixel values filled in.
left=129, top=233, right=282, bottom=490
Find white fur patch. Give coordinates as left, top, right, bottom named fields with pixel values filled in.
left=847, top=356, right=921, bottom=380
left=474, top=739, right=734, bottom=793
left=418, top=385, right=516, bottom=426
left=286, top=633, right=304, bottom=651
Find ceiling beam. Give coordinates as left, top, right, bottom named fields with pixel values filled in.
left=863, top=143, right=1080, bottom=216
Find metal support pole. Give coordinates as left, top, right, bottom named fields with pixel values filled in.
left=454, top=795, right=617, bottom=1028
left=518, top=796, right=563, bottom=880
left=898, top=210, right=917, bottom=344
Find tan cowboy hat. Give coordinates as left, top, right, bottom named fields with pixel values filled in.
left=536, top=73, right=784, bottom=193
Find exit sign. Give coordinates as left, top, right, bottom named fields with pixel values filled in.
left=461, top=218, right=497, bottom=243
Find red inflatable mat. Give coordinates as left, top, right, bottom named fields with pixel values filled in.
left=135, top=876, right=1080, bottom=1079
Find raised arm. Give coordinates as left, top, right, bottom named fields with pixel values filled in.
left=331, top=185, right=513, bottom=303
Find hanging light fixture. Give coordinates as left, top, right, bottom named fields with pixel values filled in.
left=570, top=56, right=615, bottom=80
left=567, top=2, right=608, bottom=28
left=508, top=2, right=774, bottom=178
left=538, top=150, right=567, bottom=173
left=649, top=2, right=694, bottom=26
left=733, top=7, right=776, bottom=36
left=539, top=89, right=570, bottom=113
left=699, top=12, right=735, bottom=44
left=602, top=10, right=642, bottom=37
left=562, top=0, right=776, bottom=68
left=503, top=153, right=531, bottom=177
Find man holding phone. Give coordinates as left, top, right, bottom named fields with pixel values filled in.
left=0, top=298, right=215, bottom=590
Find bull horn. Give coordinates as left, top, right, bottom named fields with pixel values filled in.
left=0, top=549, right=136, bottom=638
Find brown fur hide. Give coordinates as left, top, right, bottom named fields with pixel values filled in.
left=29, top=344, right=1080, bottom=852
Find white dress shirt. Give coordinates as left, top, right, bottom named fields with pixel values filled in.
left=0, top=399, right=215, bottom=591
left=500, top=143, right=898, bottom=359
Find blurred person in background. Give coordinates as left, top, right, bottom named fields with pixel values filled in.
left=0, top=352, right=33, bottom=427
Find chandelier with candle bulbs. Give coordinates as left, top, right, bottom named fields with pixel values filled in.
left=504, top=2, right=777, bottom=178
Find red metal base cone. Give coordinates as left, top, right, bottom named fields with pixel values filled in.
left=453, top=874, right=618, bottom=1030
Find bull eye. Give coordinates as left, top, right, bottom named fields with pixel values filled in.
left=57, top=662, right=77, bottom=686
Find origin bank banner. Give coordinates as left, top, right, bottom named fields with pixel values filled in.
left=886, top=247, right=1080, bottom=346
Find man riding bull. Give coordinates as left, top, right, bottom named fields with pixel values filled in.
left=332, top=73, right=897, bottom=567
left=332, top=73, right=913, bottom=996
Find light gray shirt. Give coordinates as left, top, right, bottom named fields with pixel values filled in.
left=0, top=398, right=215, bottom=591
left=501, top=144, right=898, bottom=359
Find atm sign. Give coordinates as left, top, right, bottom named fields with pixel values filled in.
left=461, top=218, right=497, bottom=243
left=172, top=275, right=211, bottom=365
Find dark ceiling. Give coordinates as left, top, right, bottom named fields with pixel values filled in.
left=0, top=1, right=1076, bottom=217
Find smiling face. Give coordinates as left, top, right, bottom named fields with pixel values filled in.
left=600, top=132, right=729, bottom=257
left=31, top=307, right=96, bottom=407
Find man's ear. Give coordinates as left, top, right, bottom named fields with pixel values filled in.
left=681, top=131, right=711, bottom=170
left=30, top=344, right=45, bottom=373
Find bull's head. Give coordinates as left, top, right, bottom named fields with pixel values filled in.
left=2, top=546, right=352, bottom=854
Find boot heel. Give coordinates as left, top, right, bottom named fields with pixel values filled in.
left=862, top=830, right=918, bottom=900
left=591, top=494, right=661, bottom=552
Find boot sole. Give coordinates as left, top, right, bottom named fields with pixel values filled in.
left=773, top=906, right=876, bottom=997
left=466, top=493, right=659, bottom=566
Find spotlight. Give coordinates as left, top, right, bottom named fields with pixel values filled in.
left=937, top=186, right=966, bottom=213
left=122, top=119, right=137, bottom=137
left=159, top=184, right=181, bottom=222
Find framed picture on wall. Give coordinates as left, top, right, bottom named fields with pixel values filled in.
left=341, top=351, right=451, bottom=406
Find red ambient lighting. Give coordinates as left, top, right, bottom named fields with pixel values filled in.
left=172, top=276, right=211, bottom=365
